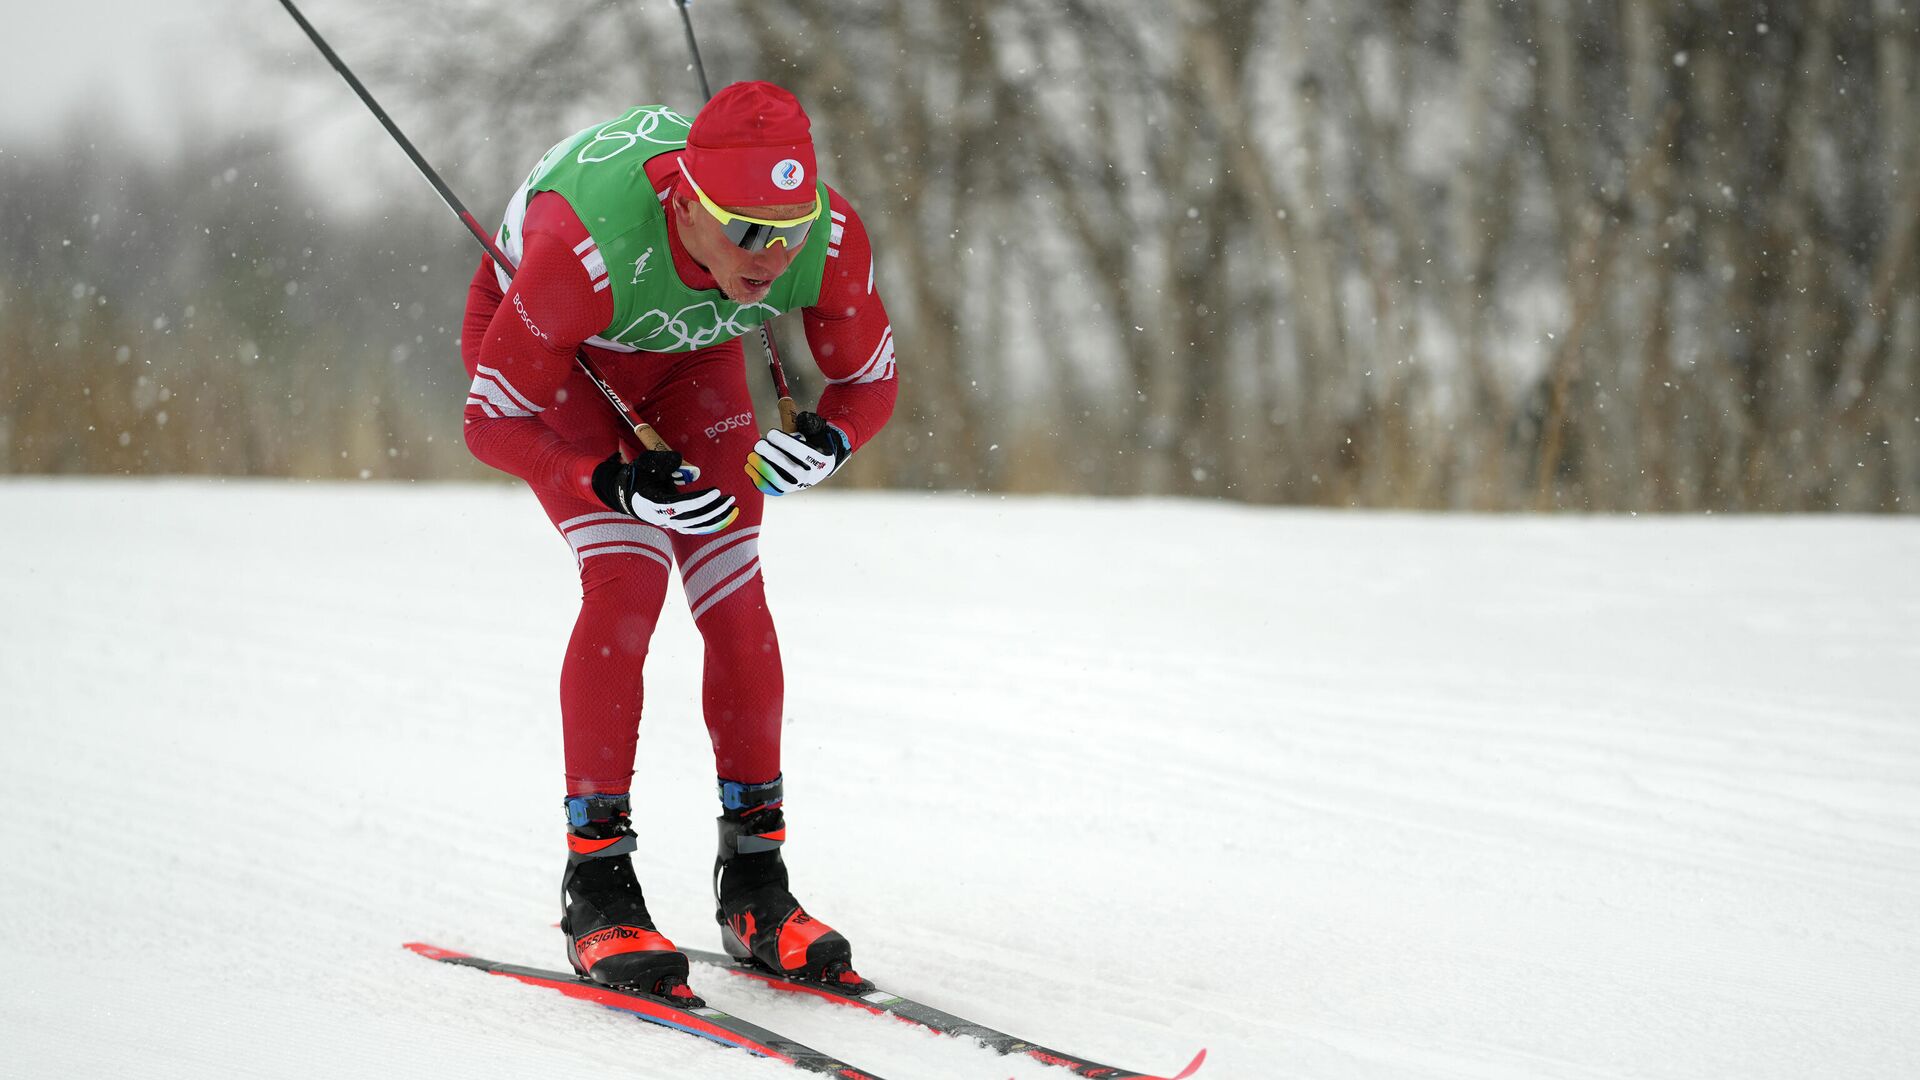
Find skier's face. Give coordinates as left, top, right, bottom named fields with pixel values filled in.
left=672, top=189, right=815, bottom=305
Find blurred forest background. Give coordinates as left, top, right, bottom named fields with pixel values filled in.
left=4, top=0, right=1917, bottom=511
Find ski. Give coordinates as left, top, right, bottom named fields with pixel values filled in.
left=682, top=947, right=1206, bottom=1080
left=404, top=943, right=889, bottom=1079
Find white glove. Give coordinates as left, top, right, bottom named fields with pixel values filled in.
left=592, top=450, right=738, bottom=534
left=746, top=412, right=850, bottom=496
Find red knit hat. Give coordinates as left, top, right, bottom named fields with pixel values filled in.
left=682, top=81, right=817, bottom=208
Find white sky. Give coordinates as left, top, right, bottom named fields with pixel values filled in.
left=5, top=2, right=247, bottom=143
left=2, top=0, right=415, bottom=211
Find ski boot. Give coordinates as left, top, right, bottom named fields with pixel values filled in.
left=713, top=776, right=869, bottom=990
left=560, top=792, right=699, bottom=1003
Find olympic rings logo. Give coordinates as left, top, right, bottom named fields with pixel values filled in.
left=577, top=106, right=693, bottom=165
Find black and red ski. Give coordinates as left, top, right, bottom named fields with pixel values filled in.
left=404, top=943, right=888, bottom=1079
left=682, top=947, right=1206, bottom=1080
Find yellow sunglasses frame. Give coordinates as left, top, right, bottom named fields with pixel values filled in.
left=678, top=156, right=823, bottom=248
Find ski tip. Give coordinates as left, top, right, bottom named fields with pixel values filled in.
left=403, top=942, right=471, bottom=962
left=1129, top=1047, right=1206, bottom=1080
left=1165, top=1047, right=1207, bottom=1079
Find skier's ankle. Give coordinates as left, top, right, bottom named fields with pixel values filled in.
left=715, top=776, right=789, bottom=900
left=564, top=792, right=636, bottom=857
left=718, top=775, right=784, bottom=819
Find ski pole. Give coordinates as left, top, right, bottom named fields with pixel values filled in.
left=276, top=0, right=674, bottom=455
left=671, top=0, right=801, bottom=435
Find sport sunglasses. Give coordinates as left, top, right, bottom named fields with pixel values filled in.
left=678, top=157, right=823, bottom=252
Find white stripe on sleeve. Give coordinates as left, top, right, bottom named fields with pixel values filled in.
left=468, top=372, right=540, bottom=418
left=824, top=328, right=895, bottom=386
left=476, top=365, right=540, bottom=412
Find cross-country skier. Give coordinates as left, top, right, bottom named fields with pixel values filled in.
left=458, top=82, right=897, bottom=1001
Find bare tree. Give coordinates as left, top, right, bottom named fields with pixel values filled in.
left=8, top=0, right=1916, bottom=513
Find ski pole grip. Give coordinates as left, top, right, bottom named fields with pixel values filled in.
left=777, top=396, right=799, bottom=435
left=635, top=423, right=670, bottom=453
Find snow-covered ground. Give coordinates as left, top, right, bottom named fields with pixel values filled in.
left=2, top=479, right=1916, bottom=1079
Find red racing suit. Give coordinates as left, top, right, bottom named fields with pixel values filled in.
left=459, top=150, right=896, bottom=794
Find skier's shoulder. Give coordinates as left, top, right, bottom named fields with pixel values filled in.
left=819, top=186, right=878, bottom=271
left=516, top=192, right=618, bottom=306
left=810, top=184, right=882, bottom=314
left=524, top=105, right=683, bottom=233
left=522, top=190, right=594, bottom=249
left=549, top=104, right=693, bottom=166
left=821, top=184, right=869, bottom=238
left=521, top=155, right=671, bottom=255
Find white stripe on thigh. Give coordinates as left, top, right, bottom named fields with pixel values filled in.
left=681, top=533, right=761, bottom=615
left=562, top=516, right=672, bottom=568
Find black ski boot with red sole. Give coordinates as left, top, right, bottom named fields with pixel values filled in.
left=561, top=793, right=700, bottom=1003
left=713, top=776, right=869, bottom=992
